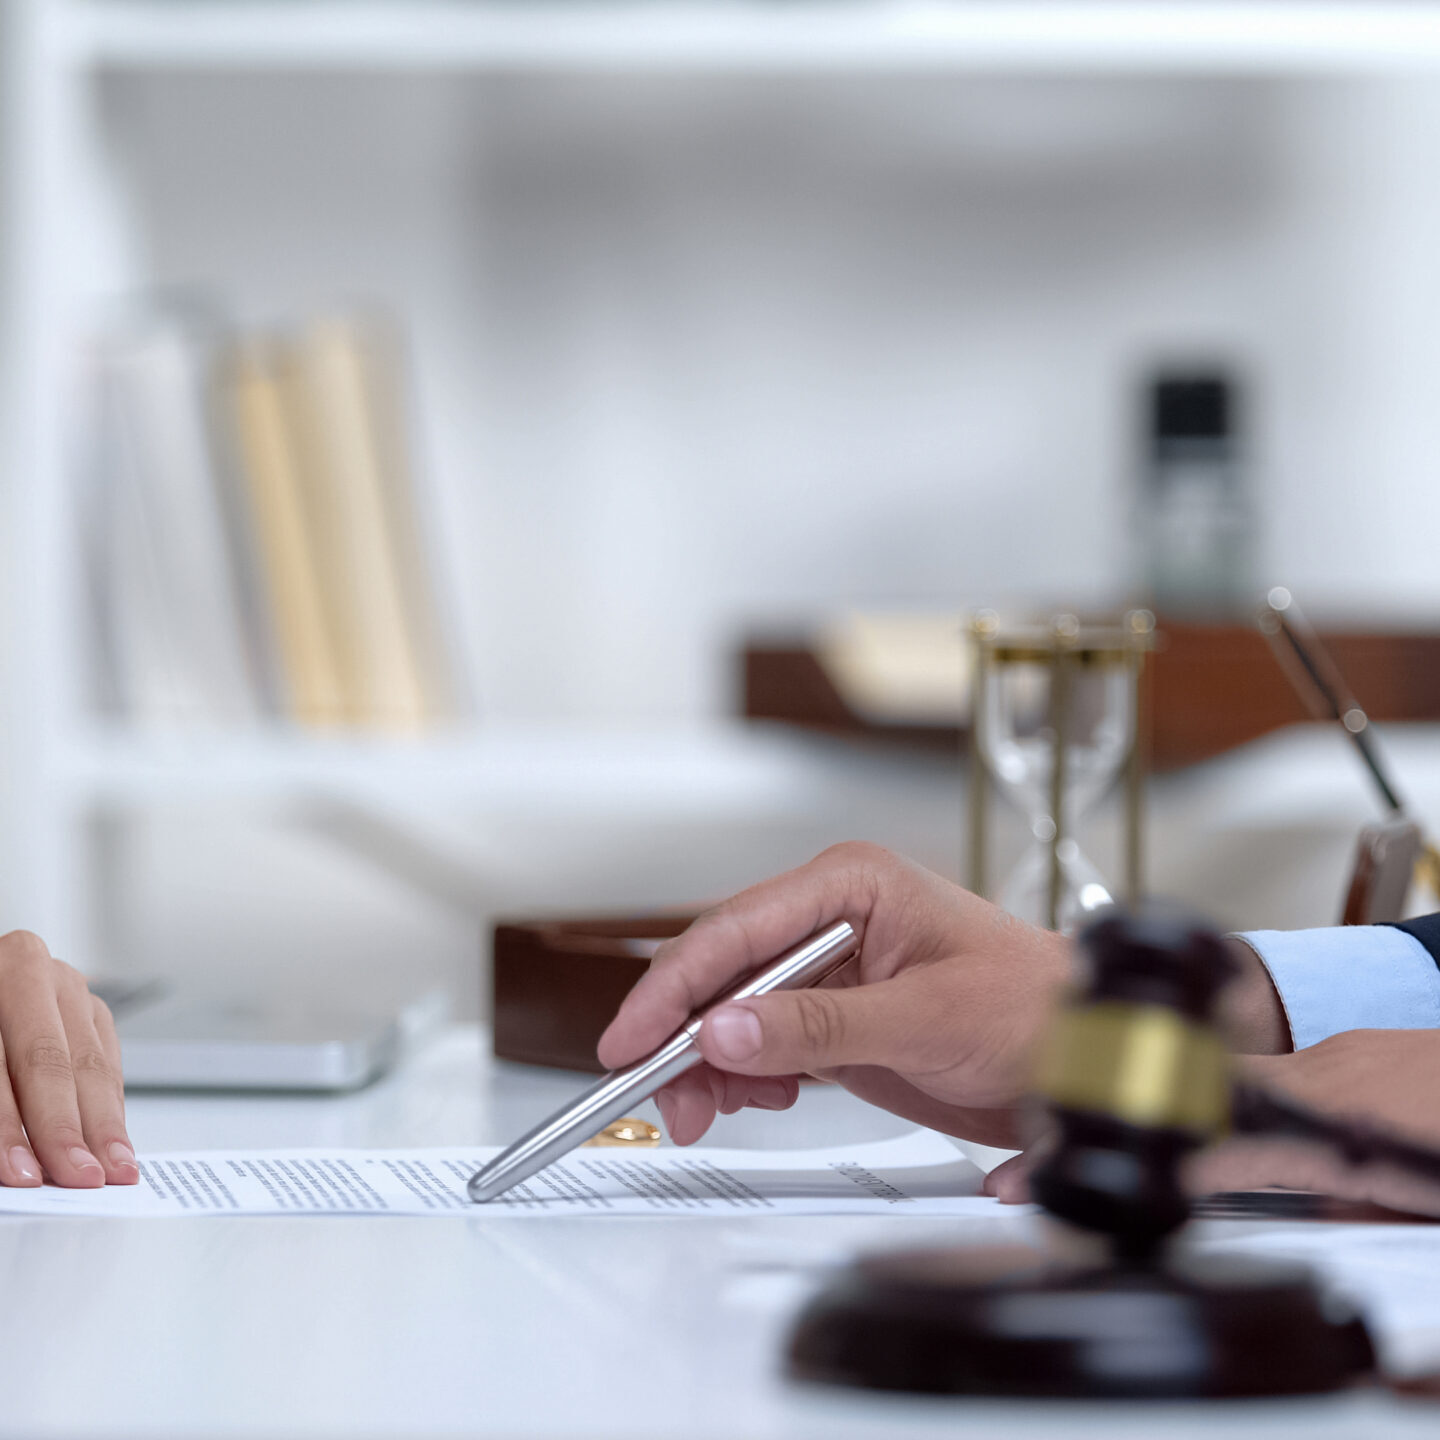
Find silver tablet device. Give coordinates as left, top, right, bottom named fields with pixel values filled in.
left=92, top=980, right=401, bottom=1092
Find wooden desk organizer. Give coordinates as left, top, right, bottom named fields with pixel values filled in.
left=491, top=915, right=695, bottom=1072
left=743, top=622, right=1440, bottom=770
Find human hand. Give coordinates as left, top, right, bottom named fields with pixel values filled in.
left=986, top=1029, right=1440, bottom=1218
left=1187, top=1029, right=1440, bottom=1218
left=597, top=843, right=1075, bottom=1149
left=0, top=931, right=137, bottom=1187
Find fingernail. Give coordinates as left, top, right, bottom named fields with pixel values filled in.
left=747, top=1080, right=788, bottom=1111
left=656, top=1091, right=676, bottom=1134
left=107, top=1142, right=137, bottom=1172
left=706, top=1006, right=762, bottom=1064
left=8, top=1146, right=39, bottom=1183
left=68, top=1146, right=103, bottom=1175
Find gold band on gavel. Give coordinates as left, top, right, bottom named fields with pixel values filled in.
left=1035, top=1002, right=1230, bottom=1139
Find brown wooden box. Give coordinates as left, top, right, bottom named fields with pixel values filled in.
left=491, top=915, right=695, bottom=1072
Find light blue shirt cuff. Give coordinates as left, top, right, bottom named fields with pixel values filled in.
left=1233, top=926, right=1440, bottom=1050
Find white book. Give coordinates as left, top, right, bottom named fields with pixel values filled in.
left=95, top=312, right=264, bottom=728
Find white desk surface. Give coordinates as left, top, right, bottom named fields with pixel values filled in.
left=2, top=1026, right=1435, bottom=1440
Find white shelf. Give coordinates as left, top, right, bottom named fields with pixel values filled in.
left=63, top=1, right=1440, bottom=75
left=56, top=722, right=852, bottom=817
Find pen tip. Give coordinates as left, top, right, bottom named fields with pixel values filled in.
left=467, top=1169, right=502, bottom=1204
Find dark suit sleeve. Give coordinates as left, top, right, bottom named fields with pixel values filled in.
left=1385, top=914, right=1440, bottom=971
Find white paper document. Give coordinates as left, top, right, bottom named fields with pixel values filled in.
left=0, top=1130, right=989, bottom=1219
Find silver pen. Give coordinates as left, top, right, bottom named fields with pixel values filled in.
left=467, top=920, right=859, bottom=1203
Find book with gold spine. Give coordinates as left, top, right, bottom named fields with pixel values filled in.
left=283, top=318, right=430, bottom=732
left=224, top=343, right=347, bottom=728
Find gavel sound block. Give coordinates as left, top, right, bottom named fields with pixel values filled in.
left=787, top=911, right=1377, bottom=1399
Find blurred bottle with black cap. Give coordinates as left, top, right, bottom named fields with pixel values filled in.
left=1137, top=370, right=1253, bottom=618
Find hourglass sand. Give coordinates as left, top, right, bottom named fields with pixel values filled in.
left=968, top=611, right=1153, bottom=932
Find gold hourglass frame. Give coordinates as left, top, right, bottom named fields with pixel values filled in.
left=968, top=610, right=1154, bottom=930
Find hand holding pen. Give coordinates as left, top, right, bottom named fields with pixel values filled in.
left=595, top=844, right=1076, bottom=1151
left=475, top=843, right=1292, bottom=1201
left=598, top=844, right=1288, bottom=1150
left=471, top=845, right=1081, bottom=1202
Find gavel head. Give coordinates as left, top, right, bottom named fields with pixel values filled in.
left=1028, top=909, right=1235, bottom=1262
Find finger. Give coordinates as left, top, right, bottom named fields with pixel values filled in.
left=744, top=1075, right=801, bottom=1113
left=714, top=1072, right=799, bottom=1116
left=686, top=1067, right=801, bottom=1128
left=982, top=1152, right=1034, bottom=1203
left=1185, top=1137, right=1440, bottom=1217
left=658, top=1068, right=719, bottom=1146
left=1185, top=1138, right=1343, bottom=1199
left=84, top=993, right=137, bottom=1182
left=94, top=994, right=124, bottom=1081
left=693, top=969, right=929, bottom=1078
left=656, top=1068, right=800, bottom=1131
left=655, top=1086, right=677, bottom=1137
left=835, top=1066, right=1024, bottom=1148
left=0, top=1036, right=42, bottom=1186
left=597, top=843, right=891, bottom=1068
left=55, top=974, right=136, bottom=1185
left=0, top=940, right=105, bottom=1187
left=980, top=1113, right=1054, bottom=1200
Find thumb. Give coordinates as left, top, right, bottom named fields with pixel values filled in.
left=981, top=1151, right=1035, bottom=1203
left=694, top=981, right=907, bottom=1077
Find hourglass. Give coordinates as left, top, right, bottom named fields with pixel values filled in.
left=968, top=611, right=1152, bottom=932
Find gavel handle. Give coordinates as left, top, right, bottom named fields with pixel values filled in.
left=1231, top=1082, right=1440, bottom=1187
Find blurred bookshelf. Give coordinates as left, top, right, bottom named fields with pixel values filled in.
left=9, top=0, right=1440, bottom=973
left=2, top=0, right=915, bottom=964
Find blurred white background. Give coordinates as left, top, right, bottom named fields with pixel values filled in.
left=5, top=3, right=1440, bottom=1019
left=93, top=70, right=1440, bottom=716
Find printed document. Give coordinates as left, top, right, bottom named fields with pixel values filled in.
left=0, top=1130, right=990, bottom=1219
